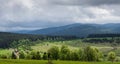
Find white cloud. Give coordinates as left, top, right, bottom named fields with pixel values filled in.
left=0, top=0, right=120, bottom=31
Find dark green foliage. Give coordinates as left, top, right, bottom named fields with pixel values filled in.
left=83, top=46, right=101, bottom=61
left=108, top=52, right=116, bottom=62
left=82, top=37, right=120, bottom=44
left=0, top=32, right=44, bottom=48
left=10, top=39, right=32, bottom=51
left=0, top=32, right=78, bottom=49
left=60, top=45, right=71, bottom=60
left=42, top=52, right=48, bottom=60
left=1, top=45, right=105, bottom=61
left=25, top=52, right=31, bottom=59
left=36, top=51, right=41, bottom=60
left=78, top=49, right=84, bottom=61
left=19, top=51, right=25, bottom=59
left=70, top=51, right=79, bottom=61
left=88, top=34, right=120, bottom=38
left=48, top=46, right=59, bottom=60
left=30, top=51, right=41, bottom=60
left=0, top=54, right=8, bottom=59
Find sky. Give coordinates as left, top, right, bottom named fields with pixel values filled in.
left=0, top=0, right=120, bottom=31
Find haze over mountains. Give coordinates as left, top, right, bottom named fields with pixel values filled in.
left=11, top=23, right=120, bottom=37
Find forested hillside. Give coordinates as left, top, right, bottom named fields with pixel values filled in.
left=23, top=23, right=120, bottom=37
left=0, top=32, right=77, bottom=48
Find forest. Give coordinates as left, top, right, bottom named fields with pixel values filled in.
left=1, top=32, right=120, bottom=64
left=0, top=32, right=77, bottom=48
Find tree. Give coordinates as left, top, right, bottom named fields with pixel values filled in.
left=60, top=45, right=70, bottom=60
left=108, top=52, right=116, bottom=63
left=30, top=51, right=41, bottom=60
left=19, top=51, right=25, bottom=59
left=70, top=51, right=79, bottom=61
left=42, top=52, right=48, bottom=60
left=84, top=46, right=101, bottom=61
left=48, top=46, right=59, bottom=60
left=36, top=51, right=41, bottom=60
left=11, top=39, right=32, bottom=51
left=78, top=48, right=84, bottom=61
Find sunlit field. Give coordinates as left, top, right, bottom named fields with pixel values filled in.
left=0, top=59, right=120, bottom=64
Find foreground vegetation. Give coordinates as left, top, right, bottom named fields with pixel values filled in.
left=1, top=30, right=120, bottom=63
left=0, top=59, right=120, bottom=64
left=1, top=36, right=120, bottom=63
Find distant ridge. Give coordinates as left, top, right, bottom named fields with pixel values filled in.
left=14, top=23, right=120, bottom=37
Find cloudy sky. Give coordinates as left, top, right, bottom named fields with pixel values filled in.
left=0, top=0, right=120, bottom=31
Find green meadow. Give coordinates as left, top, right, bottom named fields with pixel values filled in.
left=0, top=59, right=120, bottom=64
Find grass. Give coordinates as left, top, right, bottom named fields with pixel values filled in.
left=31, top=40, right=116, bottom=53
left=31, top=41, right=78, bottom=52
left=1, top=40, right=120, bottom=64
left=0, top=49, right=12, bottom=55
left=1, top=40, right=120, bottom=56
left=0, top=59, right=120, bottom=64
left=31, top=40, right=120, bottom=57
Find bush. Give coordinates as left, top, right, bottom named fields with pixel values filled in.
left=78, top=48, right=84, bottom=61
left=25, top=54, right=32, bottom=59
left=70, top=51, right=79, bottom=61
left=30, top=51, right=41, bottom=60
left=84, top=46, right=102, bottom=61
left=108, top=52, right=116, bottom=62
left=115, top=57, right=120, bottom=62
left=36, top=51, right=41, bottom=60
left=48, top=46, right=59, bottom=60
left=60, top=45, right=71, bottom=60
left=42, top=52, right=48, bottom=60
left=0, top=54, right=8, bottom=59
left=19, top=51, right=25, bottom=59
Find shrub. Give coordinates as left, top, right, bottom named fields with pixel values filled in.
left=84, top=46, right=102, bottom=61
left=48, top=46, right=59, bottom=60
left=60, top=45, right=70, bottom=60
left=42, top=52, right=48, bottom=60
left=0, top=54, right=8, bottom=59
left=70, top=51, right=79, bottom=61
left=108, top=52, right=116, bottom=62
left=30, top=51, right=41, bottom=60
left=19, top=51, right=25, bottom=59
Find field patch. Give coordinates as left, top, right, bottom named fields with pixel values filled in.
left=0, top=59, right=120, bottom=64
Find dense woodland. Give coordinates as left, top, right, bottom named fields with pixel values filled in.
left=1, top=32, right=120, bottom=48
left=83, top=34, right=120, bottom=43
left=0, top=32, right=120, bottom=62
left=87, top=33, right=120, bottom=38
left=0, top=32, right=77, bottom=48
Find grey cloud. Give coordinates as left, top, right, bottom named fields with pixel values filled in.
left=0, top=0, right=120, bottom=31
left=0, top=20, right=73, bottom=31
left=50, top=0, right=120, bottom=6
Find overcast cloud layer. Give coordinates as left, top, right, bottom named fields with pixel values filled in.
left=0, top=0, right=120, bottom=31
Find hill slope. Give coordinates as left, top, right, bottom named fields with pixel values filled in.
left=0, top=32, right=77, bottom=48
left=27, top=23, right=120, bottom=37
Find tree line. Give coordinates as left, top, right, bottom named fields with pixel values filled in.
left=87, top=33, right=120, bottom=38
left=0, top=32, right=78, bottom=48
left=82, top=37, right=120, bottom=44
left=0, top=45, right=116, bottom=62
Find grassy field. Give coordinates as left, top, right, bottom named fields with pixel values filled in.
left=31, top=40, right=116, bottom=52
left=1, top=40, right=120, bottom=64
left=1, top=39, right=120, bottom=56
left=0, top=59, right=120, bottom=64
left=31, top=40, right=120, bottom=57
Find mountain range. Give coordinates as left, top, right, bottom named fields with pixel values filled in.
left=13, top=23, right=120, bottom=37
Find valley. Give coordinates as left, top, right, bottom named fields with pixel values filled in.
left=1, top=23, right=120, bottom=64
